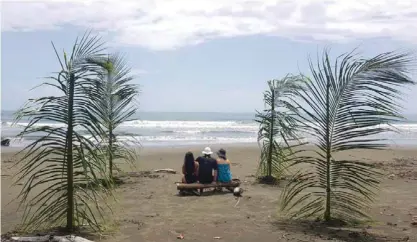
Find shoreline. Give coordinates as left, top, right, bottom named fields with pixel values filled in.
left=2, top=141, right=417, bottom=155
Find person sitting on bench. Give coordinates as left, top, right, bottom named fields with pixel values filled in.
left=182, top=152, right=199, bottom=184
left=196, top=147, right=218, bottom=185
left=216, top=148, right=232, bottom=183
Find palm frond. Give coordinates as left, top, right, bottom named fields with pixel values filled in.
left=84, top=52, right=140, bottom=177
left=255, top=75, right=306, bottom=180
left=280, top=49, right=416, bottom=223
left=13, top=31, right=114, bottom=232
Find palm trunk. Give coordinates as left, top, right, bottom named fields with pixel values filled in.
left=108, top=125, right=113, bottom=178
left=324, top=81, right=331, bottom=222
left=106, top=70, right=114, bottom=178
left=267, top=89, right=275, bottom=177
left=66, top=73, right=75, bottom=231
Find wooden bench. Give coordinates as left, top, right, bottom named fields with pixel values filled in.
left=176, top=179, right=241, bottom=195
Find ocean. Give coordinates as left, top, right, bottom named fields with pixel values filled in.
left=1, top=111, right=417, bottom=148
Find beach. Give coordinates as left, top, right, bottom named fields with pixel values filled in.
left=2, top=144, right=417, bottom=242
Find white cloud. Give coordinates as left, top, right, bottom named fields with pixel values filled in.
left=2, top=0, right=417, bottom=50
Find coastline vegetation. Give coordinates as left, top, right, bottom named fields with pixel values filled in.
left=254, top=75, right=305, bottom=184
left=12, top=32, right=140, bottom=233
left=272, top=50, right=415, bottom=223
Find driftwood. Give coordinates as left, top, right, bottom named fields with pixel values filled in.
left=11, top=235, right=93, bottom=242
left=1, top=138, right=10, bottom=146
left=234, top=197, right=241, bottom=207
left=153, top=168, right=176, bottom=174
left=176, top=180, right=240, bottom=190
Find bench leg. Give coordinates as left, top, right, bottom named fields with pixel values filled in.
left=191, top=189, right=200, bottom=196
left=212, top=188, right=218, bottom=194
left=179, top=189, right=200, bottom=196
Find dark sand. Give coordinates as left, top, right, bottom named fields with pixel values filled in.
left=2, top=144, right=417, bottom=241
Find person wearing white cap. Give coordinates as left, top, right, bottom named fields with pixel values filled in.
left=196, top=147, right=218, bottom=185
left=202, top=147, right=213, bottom=155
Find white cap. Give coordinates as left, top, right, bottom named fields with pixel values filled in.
left=202, top=147, right=213, bottom=155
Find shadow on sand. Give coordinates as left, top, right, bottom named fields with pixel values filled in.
left=271, top=220, right=409, bottom=242
left=175, top=189, right=235, bottom=197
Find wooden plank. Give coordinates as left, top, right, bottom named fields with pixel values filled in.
left=176, top=181, right=240, bottom=190
left=154, top=168, right=177, bottom=174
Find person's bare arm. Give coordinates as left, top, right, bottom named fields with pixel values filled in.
left=182, top=164, right=185, bottom=175
left=213, top=160, right=218, bottom=183
left=194, top=162, right=199, bottom=176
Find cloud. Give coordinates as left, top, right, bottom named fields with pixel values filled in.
left=2, top=0, right=417, bottom=50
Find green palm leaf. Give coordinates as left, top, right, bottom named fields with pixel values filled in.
left=255, top=75, right=306, bottom=181
left=12, top=31, right=114, bottom=232
left=280, top=49, right=415, bottom=223
left=84, top=53, right=140, bottom=178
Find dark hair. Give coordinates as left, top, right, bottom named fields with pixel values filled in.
left=184, top=152, right=195, bottom=175
left=217, top=148, right=226, bottom=159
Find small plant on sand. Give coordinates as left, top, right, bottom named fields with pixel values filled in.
left=280, top=50, right=415, bottom=223
left=254, top=76, right=305, bottom=184
left=86, top=53, right=140, bottom=180
left=13, top=32, right=113, bottom=232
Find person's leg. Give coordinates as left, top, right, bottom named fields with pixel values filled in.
left=187, top=176, right=199, bottom=195
left=215, top=175, right=223, bottom=192
left=179, top=175, right=188, bottom=195
left=191, top=189, right=200, bottom=196
left=199, top=177, right=213, bottom=195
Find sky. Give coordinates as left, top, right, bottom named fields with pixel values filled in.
left=1, top=0, right=417, bottom=115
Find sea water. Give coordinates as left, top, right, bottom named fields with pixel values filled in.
left=1, top=111, right=417, bottom=148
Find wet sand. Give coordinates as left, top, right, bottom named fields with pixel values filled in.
left=2, top=144, right=417, bottom=241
